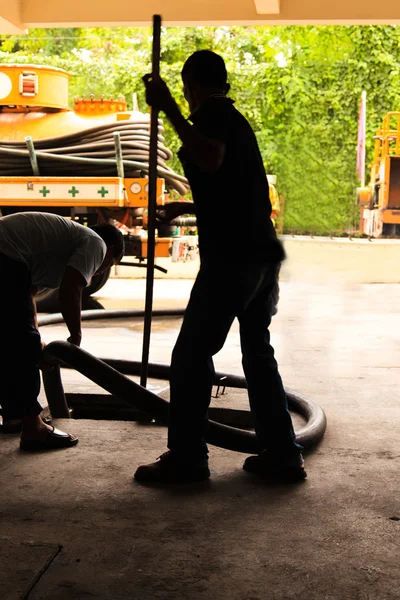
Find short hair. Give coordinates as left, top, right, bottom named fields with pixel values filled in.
left=182, top=50, right=228, bottom=88
left=90, top=223, right=125, bottom=259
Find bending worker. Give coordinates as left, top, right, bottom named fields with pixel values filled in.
left=0, top=212, right=124, bottom=450
left=135, top=50, right=305, bottom=484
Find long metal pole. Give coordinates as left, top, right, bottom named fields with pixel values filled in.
left=140, top=14, right=162, bottom=388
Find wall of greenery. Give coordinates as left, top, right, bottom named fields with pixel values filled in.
left=2, top=26, right=400, bottom=234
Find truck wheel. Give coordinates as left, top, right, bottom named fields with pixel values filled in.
left=382, top=223, right=396, bottom=237
left=35, top=288, right=60, bottom=312
left=36, top=267, right=111, bottom=312
left=83, top=267, right=111, bottom=299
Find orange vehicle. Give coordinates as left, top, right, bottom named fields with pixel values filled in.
left=0, top=63, right=282, bottom=306
left=0, top=63, right=195, bottom=306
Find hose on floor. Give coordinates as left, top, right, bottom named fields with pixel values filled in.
left=39, top=309, right=327, bottom=452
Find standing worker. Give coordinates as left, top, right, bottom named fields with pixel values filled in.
left=135, top=50, right=305, bottom=484
left=0, top=212, right=124, bottom=450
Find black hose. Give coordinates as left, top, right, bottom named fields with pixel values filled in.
left=0, top=119, right=189, bottom=195
left=39, top=308, right=185, bottom=327
left=39, top=310, right=327, bottom=451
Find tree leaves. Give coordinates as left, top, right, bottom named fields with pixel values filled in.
left=1, top=25, right=400, bottom=233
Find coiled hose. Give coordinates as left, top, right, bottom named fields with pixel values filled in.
left=0, top=119, right=189, bottom=195
left=39, top=309, right=327, bottom=452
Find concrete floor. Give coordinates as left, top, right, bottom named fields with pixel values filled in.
left=1, top=276, right=400, bottom=599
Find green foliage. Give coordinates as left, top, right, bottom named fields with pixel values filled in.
left=1, top=25, right=400, bottom=233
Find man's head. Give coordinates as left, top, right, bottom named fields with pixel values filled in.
left=181, top=50, right=230, bottom=112
left=90, top=223, right=125, bottom=274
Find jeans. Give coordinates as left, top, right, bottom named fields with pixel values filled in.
left=0, top=253, right=42, bottom=421
left=167, top=258, right=303, bottom=461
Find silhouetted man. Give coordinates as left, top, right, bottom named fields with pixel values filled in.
left=136, top=50, right=304, bottom=483
left=0, top=212, right=124, bottom=450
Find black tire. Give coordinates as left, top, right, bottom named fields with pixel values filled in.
left=382, top=223, right=397, bottom=237
left=35, top=288, right=60, bottom=313
left=36, top=268, right=111, bottom=313
left=83, top=267, right=111, bottom=299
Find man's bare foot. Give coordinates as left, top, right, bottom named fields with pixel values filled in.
left=2, top=416, right=52, bottom=434
left=19, top=415, right=78, bottom=451
left=20, top=416, right=55, bottom=441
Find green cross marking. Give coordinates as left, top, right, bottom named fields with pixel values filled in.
left=39, top=186, right=50, bottom=197
left=97, top=186, right=109, bottom=198
left=68, top=186, right=80, bottom=198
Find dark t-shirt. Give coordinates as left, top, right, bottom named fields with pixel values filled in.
left=178, top=95, right=284, bottom=263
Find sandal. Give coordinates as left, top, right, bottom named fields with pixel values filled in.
left=20, top=426, right=79, bottom=451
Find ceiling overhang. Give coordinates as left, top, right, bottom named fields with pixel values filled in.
left=2, top=0, right=400, bottom=33
left=0, top=0, right=25, bottom=33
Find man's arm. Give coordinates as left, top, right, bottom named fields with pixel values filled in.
left=157, top=201, right=196, bottom=223
left=166, top=103, right=225, bottom=173
left=143, top=75, right=225, bottom=173
left=30, top=286, right=39, bottom=330
left=30, top=287, right=54, bottom=371
left=59, top=267, right=87, bottom=346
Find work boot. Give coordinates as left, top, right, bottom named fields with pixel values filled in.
left=243, top=451, right=307, bottom=482
left=134, top=451, right=210, bottom=484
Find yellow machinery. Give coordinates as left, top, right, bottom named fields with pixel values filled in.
left=358, top=112, right=400, bottom=237
left=266, top=174, right=281, bottom=230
